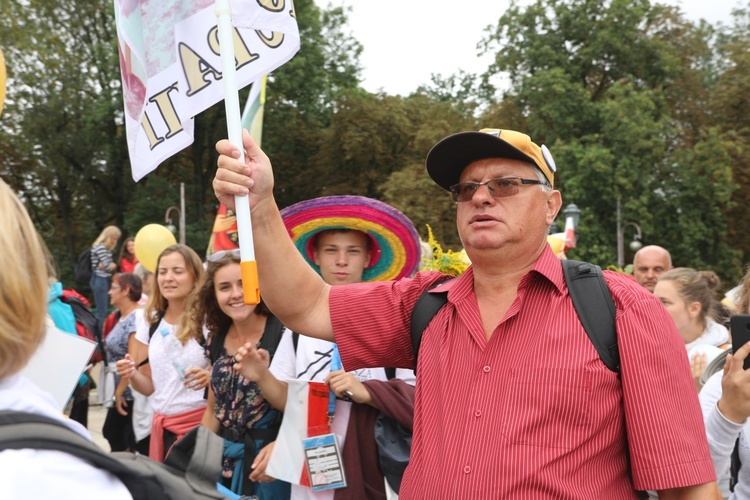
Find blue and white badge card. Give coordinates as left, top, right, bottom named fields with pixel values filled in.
left=302, top=433, right=347, bottom=491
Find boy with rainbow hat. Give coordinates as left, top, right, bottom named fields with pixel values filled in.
left=236, top=195, right=421, bottom=500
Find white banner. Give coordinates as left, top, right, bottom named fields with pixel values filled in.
left=114, top=0, right=300, bottom=181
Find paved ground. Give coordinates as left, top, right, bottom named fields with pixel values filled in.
left=87, top=389, right=110, bottom=451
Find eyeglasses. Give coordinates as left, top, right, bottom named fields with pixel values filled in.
left=449, top=177, right=548, bottom=203
left=109, top=285, right=122, bottom=291
left=206, top=248, right=241, bottom=263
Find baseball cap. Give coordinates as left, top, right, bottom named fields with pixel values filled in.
left=425, top=128, right=556, bottom=190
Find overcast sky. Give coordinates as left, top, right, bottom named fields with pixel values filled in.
left=318, top=0, right=746, bottom=96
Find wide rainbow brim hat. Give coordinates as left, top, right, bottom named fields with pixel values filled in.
left=280, top=195, right=421, bottom=282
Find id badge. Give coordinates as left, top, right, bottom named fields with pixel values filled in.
left=302, top=433, right=347, bottom=491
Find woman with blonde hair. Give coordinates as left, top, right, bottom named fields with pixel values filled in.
left=116, top=244, right=210, bottom=462
left=0, top=179, right=131, bottom=498
left=90, top=225, right=122, bottom=325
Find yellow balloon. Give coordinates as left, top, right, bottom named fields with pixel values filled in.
left=547, top=235, right=565, bottom=255
left=0, top=47, right=6, bottom=117
left=134, top=224, right=177, bottom=272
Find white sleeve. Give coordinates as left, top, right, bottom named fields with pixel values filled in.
left=269, top=328, right=297, bottom=381
left=395, top=368, right=416, bottom=386
left=134, top=313, right=151, bottom=346
left=700, top=370, right=743, bottom=488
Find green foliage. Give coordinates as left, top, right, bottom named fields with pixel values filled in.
left=1, top=0, right=748, bottom=293
left=478, top=0, right=745, bottom=284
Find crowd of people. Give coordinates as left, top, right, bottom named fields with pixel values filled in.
left=3, top=125, right=750, bottom=499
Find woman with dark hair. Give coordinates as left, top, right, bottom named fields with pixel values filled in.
left=188, top=250, right=289, bottom=499
left=118, top=237, right=138, bottom=274
left=103, top=272, right=145, bottom=453
left=116, top=244, right=209, bottom=462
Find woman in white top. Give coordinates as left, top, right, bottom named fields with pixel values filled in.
left=699, top=268, right=750, bottom=499
left=654, top=267, right=729, bottom=389
left=0, top=178, right=131, bottom=499
left=117, top=244, right=210, bottom=462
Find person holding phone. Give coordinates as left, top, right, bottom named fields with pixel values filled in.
left=700, top=268, right=750, bottom=498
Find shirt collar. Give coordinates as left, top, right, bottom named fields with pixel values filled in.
left=528, top=243, right=566, bottom=295
left=432, top=243, right=565, bottom=299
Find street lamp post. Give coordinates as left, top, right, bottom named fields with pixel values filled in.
left=616, top=197, right=643, bottom=269
left=563, top=203, right=581, bottom=232
left=165, top=182, right=186, bottom=245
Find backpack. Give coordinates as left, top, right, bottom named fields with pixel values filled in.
left=410, top=259, right=619, bottom=373
left=209, top=314, right=286, bottom=366
left=74, top=247, right=93, bottom=284
left=0, top=411, right=227, bottom=500
left=374, top=368, right=412, bottom=494
left=61, top=289, right=105, bottom=365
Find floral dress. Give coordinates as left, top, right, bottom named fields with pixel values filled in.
left=206, top=332, right=289, bottom=499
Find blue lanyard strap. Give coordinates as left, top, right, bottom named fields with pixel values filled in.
left=328, top=344, right=343, bottom=422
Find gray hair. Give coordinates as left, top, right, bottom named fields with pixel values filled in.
left=533, top=166, right=552, bottom=193
left=133, top=262, right=152, bottom=280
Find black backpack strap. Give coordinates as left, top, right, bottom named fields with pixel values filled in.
left=0, top=411, right=134, bottom=478
left=292, top=331, right=300, bottom=353
left=731, top=436, right=741, bottom=491
left=209, top=324, right=231, bottom=366
left=258, top=315, right=285, bottom=364
left=409, top=278, right=454, bottom=373
left=138, top=310, right=166, bottom=368
left=562, top=260, right=619, bottom=373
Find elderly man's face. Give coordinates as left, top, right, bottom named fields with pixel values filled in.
left=634, top=248, right=671, bottom=292
left=455, top=158, right=558, bottom=255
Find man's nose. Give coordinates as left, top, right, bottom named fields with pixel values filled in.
left=471, top=183, right=494, bottom=204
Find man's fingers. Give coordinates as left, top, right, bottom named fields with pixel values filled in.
left=215, top=139, right=241, bottom=158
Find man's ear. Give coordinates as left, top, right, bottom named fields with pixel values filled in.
left=364, top=250, right=372, bottom=269
left=546, top=190, right=563, bottom=226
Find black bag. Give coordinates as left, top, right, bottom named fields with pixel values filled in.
left=74, top=247, right=93, bottom=284
left=0, top=411, right=227, bottom=500
left=374, top=412, right=411, bottom=494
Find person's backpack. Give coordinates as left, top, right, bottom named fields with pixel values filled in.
left=74, top=247, right=93, bottom=284
left=209, top=314, right=286, bottom=366
left=0, top=411, right=227, bottom=500
left=60, top=289, right=105, bottom=365
left=374, top=367, right=412, bottom=494
left=410, top=259, right=619, bottom=373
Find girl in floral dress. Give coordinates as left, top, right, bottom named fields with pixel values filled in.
left=186, top=250, right=290, bottom=499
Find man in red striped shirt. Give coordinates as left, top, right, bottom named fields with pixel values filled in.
left=213, top=128, right=719, bottom=499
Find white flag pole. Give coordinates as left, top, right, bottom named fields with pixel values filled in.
left=216, top=0, right=259, bottom=305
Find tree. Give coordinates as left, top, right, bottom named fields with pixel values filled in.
left=478, top=0, right=741, bottom=280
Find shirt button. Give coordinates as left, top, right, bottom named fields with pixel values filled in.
left=463, top=466, right=471, bottom=474
left=474, top=410, right=481, bottom=418
left=483, top=365, right=491, bottom=373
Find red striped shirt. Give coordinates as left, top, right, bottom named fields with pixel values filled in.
left=331, top=245, right=715, bottom=499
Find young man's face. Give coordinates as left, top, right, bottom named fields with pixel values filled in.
left=312, top=230, right=371, bottom=286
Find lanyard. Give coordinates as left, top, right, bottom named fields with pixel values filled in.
left=328, top=344, right=343, bottom=424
